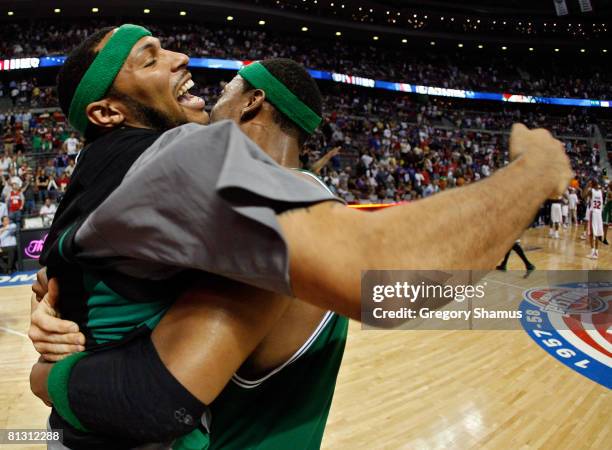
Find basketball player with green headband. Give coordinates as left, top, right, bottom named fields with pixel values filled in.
left=30, top=23, right=572, bottom=450
left=35, top=23, right=348, bottom=450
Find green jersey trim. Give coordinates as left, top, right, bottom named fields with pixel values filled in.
left=228, top=170, right=339, bottom=389
left=58, top=224, right=77, bottom=262
left=232, top=311, right=334, bottom=389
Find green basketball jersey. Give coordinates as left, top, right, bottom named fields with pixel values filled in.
left=176, top=170, right=346, bottom=450
left=176, top=168, right=346, bottom=450
left=603, top=197, right=612, bottom=223
left=208, top=311, right=349, bottom=450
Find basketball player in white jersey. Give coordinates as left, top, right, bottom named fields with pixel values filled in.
left=568, top=187, right=579, bottom=227
left=587, top=180, right=604, bottom=259
left=549, top=196, right=562, bottom=239
left=580, top=180, right=593, bottom=240
left=561, top=193, right=569, bottom=228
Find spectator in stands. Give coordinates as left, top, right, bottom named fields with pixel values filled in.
left=21, top=173, right=36, bottom=216
left=14, top=129, right=25, bottom=153
left=63, top=158, right=75, bottom=178
left=62, top=132, right=81, bottom=159
left=41, top=125, right=53, bottom=151
left=1, top=152, right=11, bottom=176
left=7, top=182, right=24, bottom=226
left=55, top=150, right=68, bottom=177
left=9, top=168, right=22, bottom=189
left=0, top=216, right=17, bottom=274
left=39, top=197, right=57, bottom=227
left=1, top=176, right=12, bottom=201
left=46, top=175, right=59, bottom=200
left=17, top=161, right=30, bottom=177
left=43, top=159, right=55, bottom=178
left=35, top=167, right=48, bottom=202
left=15, top=150, right=27, bottom=167
left=22, top=109, right=31, bottom=132
left=0, top=197, right=7, bottom=220
left=9, top=85, right=19, bottom=106
left=56, top=171, right=69, bottom=198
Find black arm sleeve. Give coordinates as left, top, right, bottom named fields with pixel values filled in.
left=66, top=335, right=208, bottom=445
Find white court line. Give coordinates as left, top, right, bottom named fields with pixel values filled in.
left=484, top=278, right=529, bottom=291
left=0, top=325, right=27, bottom=338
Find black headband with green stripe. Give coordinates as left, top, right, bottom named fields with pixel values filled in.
left=68, top=24, right=152, bottom=135
left=238, top=61, right=322, bottom=135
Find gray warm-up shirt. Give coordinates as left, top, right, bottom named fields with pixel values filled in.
left=74, top=120, right=340, bottom=296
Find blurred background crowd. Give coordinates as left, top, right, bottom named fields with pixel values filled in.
left=0, top=13, right=609, bottom=240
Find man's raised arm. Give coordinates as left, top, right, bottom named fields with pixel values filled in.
left=70, top=122, right=571, bottom=320
left=280, top=125, right=570, bottom=318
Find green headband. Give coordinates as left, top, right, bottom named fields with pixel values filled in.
left=238, top=61, right=322, bottom=135
left=68, top=24, right=152, bottom=135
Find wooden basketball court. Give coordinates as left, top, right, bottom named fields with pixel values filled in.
left=0, top=226, right=610, bottom=449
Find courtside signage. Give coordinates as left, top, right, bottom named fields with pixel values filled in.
left=0, top=271, right=38, bottom=287
left=11, top=55, right=612, bottom=108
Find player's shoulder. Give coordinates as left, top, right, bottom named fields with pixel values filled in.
left=293, top=169, right=335, bottom=197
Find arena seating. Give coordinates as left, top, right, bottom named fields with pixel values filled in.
left=0, top=22, right=608, bottom=222
left=0, top=21, right=610, bottom=99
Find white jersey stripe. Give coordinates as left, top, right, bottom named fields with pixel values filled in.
left=295, top=169, right=336, bottom=197
left=232, top=311, right=335, bottom=389
left=231, top=169, right=337, bottom=389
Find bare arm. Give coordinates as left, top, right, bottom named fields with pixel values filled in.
left=28, top=277, right=292, bottom=444
left=309, top=146, right=340, bottom=175
left=279, top=125, right=572, bottom=319
left=30, top=275, right=290, bottom=406
left=151, top=278, right=290, bottom=404
left=66, top=123, right=570, bottom=322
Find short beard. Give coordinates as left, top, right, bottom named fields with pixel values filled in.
left=110, top=89, right=186, bottom=132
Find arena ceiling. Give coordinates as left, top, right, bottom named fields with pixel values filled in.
left=374, top=0, right=611, bottom=17
left=1, top=0, right=610, bottom=19
left=0, top=0, right=608, bottom=47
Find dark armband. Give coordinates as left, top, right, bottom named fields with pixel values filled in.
left=47, top=335, right=210, bottom=444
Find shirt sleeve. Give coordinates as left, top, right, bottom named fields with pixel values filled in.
left=74, top=120, right=342, bottom=296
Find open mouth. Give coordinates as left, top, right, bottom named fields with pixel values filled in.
left=176, top=78, right=206, bottom=110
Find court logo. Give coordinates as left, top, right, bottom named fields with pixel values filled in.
left=520, top=282, right=611, bottom=389
left=524, top=286, right=608, bottom=315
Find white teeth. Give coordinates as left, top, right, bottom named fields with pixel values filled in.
left=177, top=79, right=195, bottom=98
